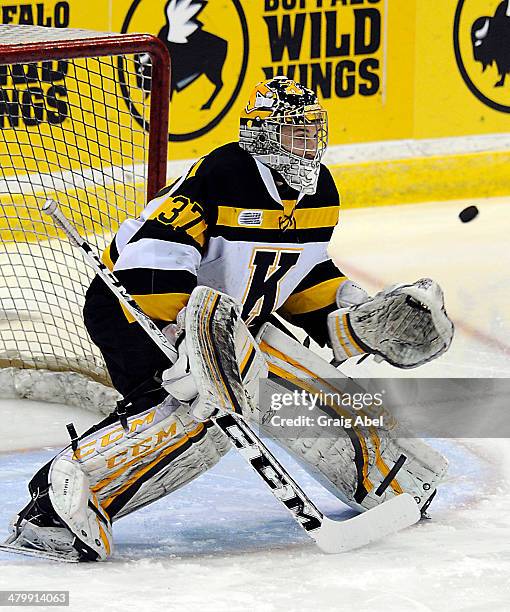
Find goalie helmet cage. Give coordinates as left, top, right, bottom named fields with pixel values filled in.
left=0, top=25, right=170, bottom=412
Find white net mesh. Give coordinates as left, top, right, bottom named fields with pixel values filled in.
left=0, top=24, right=124, bottom=44
left=0, top=26, right=169, bottom=411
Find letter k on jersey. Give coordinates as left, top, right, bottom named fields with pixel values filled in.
left=242, top=248, right=301, bottom=327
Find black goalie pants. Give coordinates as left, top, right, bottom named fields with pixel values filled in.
left=83, top=275, right=170, bottom=409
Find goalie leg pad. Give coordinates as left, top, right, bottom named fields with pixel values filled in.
left=64, top=396, right=230, bottom=520
left=48, top=458, right=113, bottom=560
left=183, top=286, right=268, bottom=420
left=179, top=287, right=448, bottom=515
left=10, top=396, right=230, bottom=559
left=257, top=323, right=448, bottom=513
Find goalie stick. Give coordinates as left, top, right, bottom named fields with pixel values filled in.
left=41, top=198, right=421, bottom=554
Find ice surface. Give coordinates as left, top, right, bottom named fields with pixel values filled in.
left=1, top=437, right=506, bottom=612
left=0, top=197, right=509, bottom=611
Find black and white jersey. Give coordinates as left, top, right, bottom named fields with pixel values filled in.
left=100, top=142, right=347, bottom=345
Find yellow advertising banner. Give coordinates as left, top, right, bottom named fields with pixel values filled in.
left=1, top=0, right=509, bottom=162
left=415, top=0, right=510, bottom=137
left=111, top=0, right=416, bottom=158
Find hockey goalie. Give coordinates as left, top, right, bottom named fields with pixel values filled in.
left=5, top=77, right=453, bottom=561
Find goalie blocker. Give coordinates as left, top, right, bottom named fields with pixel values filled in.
left=7, top=285, right=449, bottom=561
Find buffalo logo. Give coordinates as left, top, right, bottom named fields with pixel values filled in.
left=471, top=2, right=510, bottom=86
left=135, top=0, right=227, bottom=110
left=120, top=0, right=249, bottom=141
left=454, top=0, right=510, bottom=112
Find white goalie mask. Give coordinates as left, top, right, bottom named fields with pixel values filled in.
left=239, top=76, right=328, bottom=195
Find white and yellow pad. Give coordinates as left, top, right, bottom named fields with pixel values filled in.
left=7, top=457, right=114, bottom=562
left=11, top=287, right=261, bottom=561
left=13, top=395, right=231, bottom=561
left=13, top=285, right=447, bottom=561
left=183, top=286, right=447, bottom=514
left=62, top=397, right=230, bottom=522
left=49, top=457, right=113, bottom=560
left=183, top=286, right=268, bottom=420
left=256, top=323, right=448, bottom=512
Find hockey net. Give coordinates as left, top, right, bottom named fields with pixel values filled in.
left=0, top=25, right=170, bottom=414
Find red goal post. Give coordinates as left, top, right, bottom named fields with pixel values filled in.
left=0, top=25, right=171, bottom=412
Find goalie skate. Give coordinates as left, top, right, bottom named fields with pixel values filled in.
left=0, top=543, right=79, bottom=564
left=1, top=515, right=80, bottom=563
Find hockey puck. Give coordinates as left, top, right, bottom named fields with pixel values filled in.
left=459, top=205, right=479, bottom=223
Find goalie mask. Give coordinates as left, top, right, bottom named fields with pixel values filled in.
left=239, top=76, right=328, bottom=195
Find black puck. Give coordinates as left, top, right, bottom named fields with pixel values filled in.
left=459, top=205, right=479, bottom=223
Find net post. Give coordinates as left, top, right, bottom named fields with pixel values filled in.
left=145, top=35, right=171, bottom=201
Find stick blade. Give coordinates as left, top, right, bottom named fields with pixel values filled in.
left=313, top=493, right=421, bottom=554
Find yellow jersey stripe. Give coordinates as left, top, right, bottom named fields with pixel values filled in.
left=186, top=157, right=205, bottom=178
left=216, top=206, right=339, bottom=230
left=283, top=276, right=347, bottom=315
left=121, top=292, right=190, bottom=323
left=281, top=199, right=297, bottom=217
left=101, top=244, right=114, bottom=272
